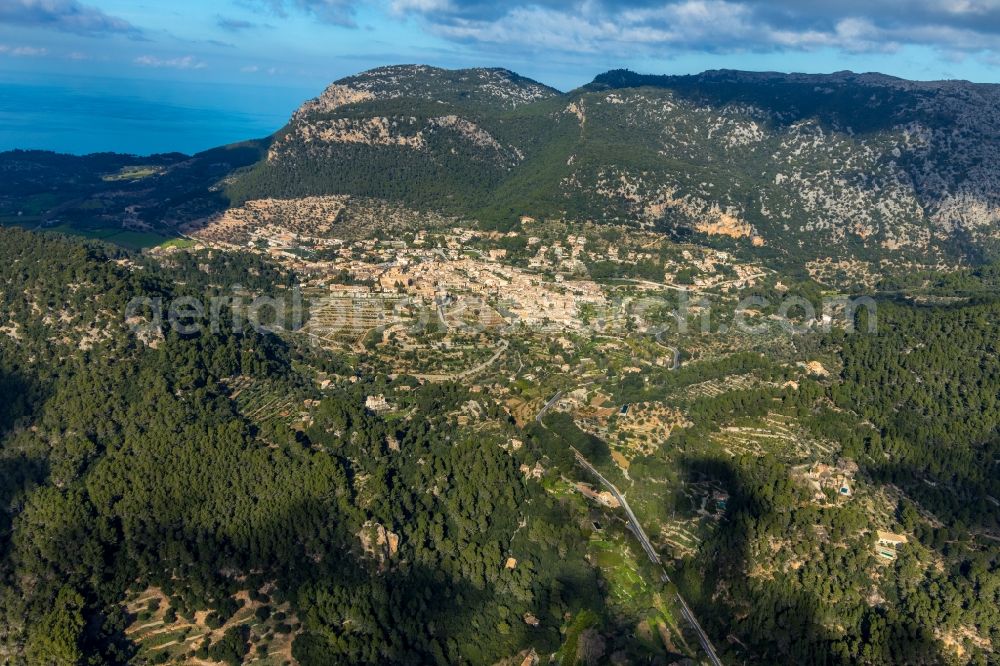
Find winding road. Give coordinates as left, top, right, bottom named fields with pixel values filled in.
left=409, top=339, right=509, bottom=382
left=571, top=446, right=723, bottom=666
left=536, top=390, right=565, bottom=424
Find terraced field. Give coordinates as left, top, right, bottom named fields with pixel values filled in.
left=303, top=293, right=410, bottom=349
left=588, top=533, right=649, bottom=612
left=657, top=480, right=728, bottom=559
left=708, top=412, right=837, bottom=460
left=124, top=587, right=299, bottom=665
left=228, top=376, right=311, bottom=432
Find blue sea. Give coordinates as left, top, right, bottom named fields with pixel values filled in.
left=0, top=74, right=317, bottom=156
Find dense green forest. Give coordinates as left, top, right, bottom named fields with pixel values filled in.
left=0, top=229, right=611, bottom=664
left=7, top=62, right=1000, bottom=665
left=651, top=285, right=1000, bottom=665
left=3, top=223, right=1000, bottom=665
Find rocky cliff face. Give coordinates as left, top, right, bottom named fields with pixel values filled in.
left=560, top=70, right=1000, bottom=263
left=271, top=65, right=558, bottom=162
left=235, top=65, right=1000, bottom=267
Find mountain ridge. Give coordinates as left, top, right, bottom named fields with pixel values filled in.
left=224, top=63, right=1000, bottom=269
left=586, top=67, right=998, bottom=91
left=4, top=64, right=1000, bottom=666
left=5, top=63, right=1000, bottom=272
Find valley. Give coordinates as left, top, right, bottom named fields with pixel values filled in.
left=0, top=64, right=999, bottom=666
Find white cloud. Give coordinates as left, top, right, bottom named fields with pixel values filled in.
left=239, top=63, right=283, bottom=75
left=0, top=44, right=48, bottom=57
left=11, top=45, right=48, bottom=56
left=134, top=55, right=207, bottom=69
left=414, top=0, right=1000, bottom=56
left=0, top=0, right=136, bottom=36
left=391, top=0, right=453, bottom=14
left=940, top=0, right=993, bottom=16
left=246, top=0, right=358, bottom=27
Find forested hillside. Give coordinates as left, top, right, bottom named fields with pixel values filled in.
left=0, top=229, right=611, bottom=664
left=653, top=279, right=1000, bottom=665
left=4, top=63, right=1000, bottom=666
left=5, top=223, right=1000, bottom=664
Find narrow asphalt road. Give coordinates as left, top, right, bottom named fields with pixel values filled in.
left=571, top=446, right=723, bottom=666
left=536, top=390, right=564, bottom=424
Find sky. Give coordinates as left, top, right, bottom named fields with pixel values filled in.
left=2, top=0, right=1000, bottom=154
